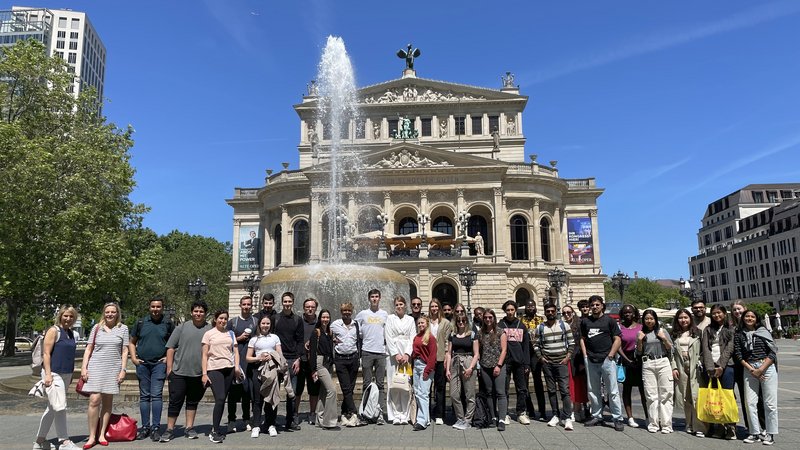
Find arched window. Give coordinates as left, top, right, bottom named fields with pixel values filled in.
left=432, top=216, right=453, bottom=235
left=540, top=217, right=551, bottom=262
left=515, top=288, right=532, bottom=307
left=468, top=215, right=491, bottom=255
left=293, top=220, right=309, bottom=265
left=397, top=217, right=418, bottom=235
left=274, top=224, right=282, bottom=266
left=510, top=215, right=529, bottom=260
left=432, top=281, right=458, bottom=307
left=357, top=208, right=383, bottom=233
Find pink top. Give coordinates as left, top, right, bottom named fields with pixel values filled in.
left=619, top=323, right=642, bottom=353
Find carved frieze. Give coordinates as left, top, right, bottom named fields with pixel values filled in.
left=364, top=149, right=452, bottom=169
left=361, top=85, right=486, bottom=104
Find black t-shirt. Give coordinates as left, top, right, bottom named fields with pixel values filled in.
left=580, top=314, right=621, bottom=363
left=449, top=333, right=475, bottom=355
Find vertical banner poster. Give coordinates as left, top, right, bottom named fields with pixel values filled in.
left=238, top=225, right=261, bottom=271
left=567, top=217, right=594, bottom=265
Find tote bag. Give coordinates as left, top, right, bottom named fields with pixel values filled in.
left=697, top=379, right=738, bottom=424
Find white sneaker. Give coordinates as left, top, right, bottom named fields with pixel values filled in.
left=268, top=426, right=278, bottom=437
left=435, top=418, right=444, bottom=425
left=518, top=413, right=531, bottom=425
left=570, top=412, right=575, bottom=422
left=661, top=427, right=673, bottom=434
left=564, top=419, right=574, bottom=431
left=452, top=419, right=466, bottom=430
left=32, top=442, right=51, bottom=450
left=627, top=417, right=639, bottom=428
left=503, top=415, right=511, bottom=425
left=648, top=424, right=659, bottom=433
left=250, top=427, right=260, bottom=438
left=245, top=423, right=252, bottom=431
left=548, top=416, right=561, bottom=427
left=58, top=442, right=79, bottom=450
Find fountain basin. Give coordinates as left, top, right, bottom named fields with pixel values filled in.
left=260, top=264, right=410, bottom=315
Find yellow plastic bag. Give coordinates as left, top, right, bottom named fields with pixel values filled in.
left=697, top=379, right=739, bottom=424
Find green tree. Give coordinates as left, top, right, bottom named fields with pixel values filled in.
left=0, top=39, right=149, bottom=355
left=745, top=302, right=772, bottom=321
left=149, top=231, right=232, bottom=321
left=603, top=278, right=685, bottom=311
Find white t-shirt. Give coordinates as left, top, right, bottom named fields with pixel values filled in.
left=248, top=333, right=281, bottom=356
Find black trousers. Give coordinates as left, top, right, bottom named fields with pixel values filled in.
left=167, top=373, right=206, bottom=417
left=249, top=371, right=278, bottom=428
left=505, top=360, right=530, bottom=415
left=526, top=359, right=546, bottom=417
left=433, top=361, right=447, bottom=419
left=208, top=367, right=234, bottom=433
left=227, top=380, right=251, bottom=422
left=334, top=354, right=360, bottom=416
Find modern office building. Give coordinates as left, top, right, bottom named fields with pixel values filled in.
left=688, top=183, right=800, bottom=307
left=0, top=6, right=105, bottom=100
left=227, top=61, right=605, bottom=312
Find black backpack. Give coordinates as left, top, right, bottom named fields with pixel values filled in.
left=472, top=393, right=492, bottom=428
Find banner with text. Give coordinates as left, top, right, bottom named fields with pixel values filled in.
left=238, top=225, right=261, bottom=271
left=567, top=217, right=594, bottom=265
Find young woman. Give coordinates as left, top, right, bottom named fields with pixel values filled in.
left=445, top=312, right=479, bottom=430
left=385, top=296, right=416, bottom=425
left=309, top=309, right=338, bottom=429
left=34, top=306, right=80, bottom=450
left=636, top=309, right=674, bottom=433
left=428, top=299, right=452, bottom=425
left=411, top=316, right=437, bottom=430
left=617, top=304, right=646, bottom=428
left=81, top=302, right=129, bottom=449
left=700, top=304, right=736, bottom=440
left=734, top=310, right=778, bottom=445
left=246, top=315, right=282, bottom=438
left=670, top=308, right=704, bottom=437
left=731, top=300, right=764, bottom=433
left=564, top=302, right=589, bottom=422
left=478, top=309, right=508, bottom=431
left=202, top=310, right=243, bottom=444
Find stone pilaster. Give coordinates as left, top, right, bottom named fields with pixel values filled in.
left=310, top=192, right=322, bottom=263
left=532, top=199, right=541, bottom=262
left=280, top=206, right=290, bottom=266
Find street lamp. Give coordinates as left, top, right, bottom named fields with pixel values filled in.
left=547, top=267, right=569, bottom=316
left=679, top=276, right=706, bottom=302
left=242, top=273, right=262, bottom=298
left=780, top=288, right=797, bottom=328
left=187, top=277, right=208, bottom=301
left=459, top=266, right=478, bottom=311
left=568, top=288, right=574, bottom=305
left=610, top=270, right=631, bottom=301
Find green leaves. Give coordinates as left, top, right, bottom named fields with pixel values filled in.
left=603, top=277, right=685, bottom=310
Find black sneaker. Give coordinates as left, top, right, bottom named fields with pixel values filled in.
left=150, top=428, right=161, bottom=442
left=159, top=429, right=174, bottom=442
left=614, top=421, right=625, bottom=432
left=136, top=428, right=151, bottom=440
left=584, top=417, right=603, bottom=427
left=762, top=434, right=774, bottom=446
left=743, top=434, right=760, bottom=444
left=285, top=418, right=301, bottom=432
left=376, top=415, right=386, bottom=426
left=209, top=431, right=224, bottom=444
left=185, top=427, right=199, bottom=439
left=413, top=423, right=426, bottom=431
left=497, top=421, right=506, bottom=431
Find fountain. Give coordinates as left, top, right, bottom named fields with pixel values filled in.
left=261, top=36, right=409, bottom=313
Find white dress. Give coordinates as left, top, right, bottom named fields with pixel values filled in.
left=384, top=314, right=415, bottom=422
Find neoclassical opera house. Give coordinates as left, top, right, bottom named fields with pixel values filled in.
left=227, top=63, right=604, bottom=311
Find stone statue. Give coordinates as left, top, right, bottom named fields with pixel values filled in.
left=307, top=79, right=318, bottom=96
left=506, top=117, right=516, bottom=135
left=474, top=232, right=484, bottom=255
left=373, top=122, right=381, bottom=139
left=397, top=43, right=422, bottom=70
left=501, top=72, right=515, bottom=88
left=394, top=116, right=418, bottom=139
left=439, top=119, right=448, bottom=138
left=491, top=126, right=500, bottom=152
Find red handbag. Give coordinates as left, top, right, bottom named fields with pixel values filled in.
left=102, top=413, right=137, bottom=442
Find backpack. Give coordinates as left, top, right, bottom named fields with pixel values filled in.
left=536, top=321, right=569, bottom=354
left=358, top=381, right=382, bottom=422
left=472, top=393, right=492, bottom=428
left=31, top=326, right=60, bottom=371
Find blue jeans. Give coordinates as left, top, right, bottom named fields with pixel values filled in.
left=136, top=361, right=166, bottom=429
left=744, top=362, right=778, bottom=435
left=586, top=358, right=623, bottom=422
left=413, top=359, right=432, bottom=427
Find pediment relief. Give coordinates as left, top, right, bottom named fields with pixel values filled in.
left=361, top=85, right=486, bottom=104
left=363, top=148, right=452, bottom=168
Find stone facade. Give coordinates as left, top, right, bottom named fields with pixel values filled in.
left=227, top=70, right=605, bottom=313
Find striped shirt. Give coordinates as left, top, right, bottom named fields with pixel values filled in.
left=533, top=320, right=575, bottom=362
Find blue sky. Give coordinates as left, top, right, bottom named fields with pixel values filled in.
left=22, top=0, right=800, bottom=279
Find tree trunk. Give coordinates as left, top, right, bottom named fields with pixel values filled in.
left=2, top=299, right=19, bottom=357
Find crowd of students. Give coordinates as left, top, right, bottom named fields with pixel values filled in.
left=32, top=291, right=780, bottom=448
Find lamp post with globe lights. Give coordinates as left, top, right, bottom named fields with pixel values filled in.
left=547, top=267, right=569, bottom=317
left=459, top=266, right=477, bottom=312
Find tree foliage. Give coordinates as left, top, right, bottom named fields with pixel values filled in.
left=0, top=39, right=149, bottom=354
left=603, top=277, right=686, bottom=311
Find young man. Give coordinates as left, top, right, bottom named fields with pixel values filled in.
left=472, top=307, right=485, bottom=335
left=533, top=302, right=575, bottom=430
left=580, top=295, right=625, bottom=431
left=225, top=295, right=257, bottom=432
left=409, top=297, right=423, bottom=324
left=255, top=293, right=277, bottom=324
left=442, top=303, right=454, bottom=322
left=161, top=301, right=212, bottom=442
left=691, top=299, right=710, bottom=331
left=331, top=302, right=361, bottom=426
left=520, top=301, right=546, bottom=422
left=498, top=300, right=531, bottom=425
left=274, top=292, right=304, bottom=431
left=129, top=295, right=174, bottom=442
left=295, top=298, right=320, bottom=425
left=355, top=288, right=388, bottom=424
